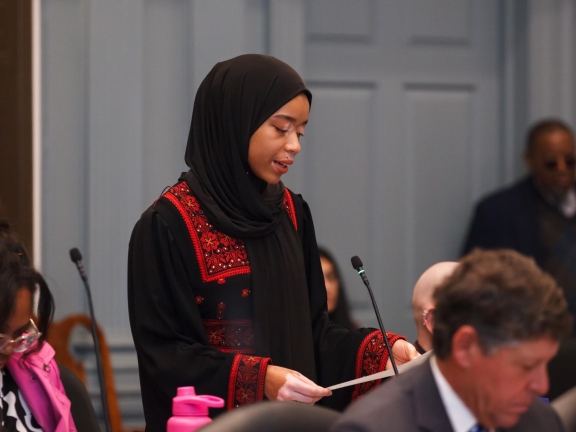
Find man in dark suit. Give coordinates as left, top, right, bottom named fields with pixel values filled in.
left=462, top=119, right=576, bottom=332
left=331, top=249, right=572, bottom=432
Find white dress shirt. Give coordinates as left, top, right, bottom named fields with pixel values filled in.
left=430, top=356, right=481, bottom=432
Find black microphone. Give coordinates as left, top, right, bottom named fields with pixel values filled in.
left=69, top=248, right=112, bottom=432
left=351, top=255, right=399, bottom=376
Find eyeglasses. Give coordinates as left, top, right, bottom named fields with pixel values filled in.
left=0, top=319, right=41, bottom=353
left=544, top=156, right=576, bottom=171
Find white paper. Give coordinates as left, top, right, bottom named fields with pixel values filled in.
left=328, top=350, right=432, bottom=390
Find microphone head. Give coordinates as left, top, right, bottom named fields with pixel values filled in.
left=351, top=255, right=363, bottom=270
left=69, top=248, right=82, bottom=263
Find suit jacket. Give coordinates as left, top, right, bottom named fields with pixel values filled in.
left=330, top=360, right=563, bottom=432
left=462, top=176, right=576, bottom=335
left=462, top=177, right=545, bottom=263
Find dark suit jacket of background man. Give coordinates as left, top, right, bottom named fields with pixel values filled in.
left=330, top=359, right=563, bottom=432
left=463, top=177, right=550, bottom=261
left=462, top=176, right=576, bottom=334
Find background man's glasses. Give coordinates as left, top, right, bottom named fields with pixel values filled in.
left=544, top=157, right=576, bottom=171
left=0, top=319, right=41, bottom=353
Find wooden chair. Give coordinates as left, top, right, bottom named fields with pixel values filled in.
left=47, top=314, right=123, bottom=432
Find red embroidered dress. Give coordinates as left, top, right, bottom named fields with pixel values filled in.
left=163, top=181, right=290, bottom=409
left=128, top=181, right=404, bottom=426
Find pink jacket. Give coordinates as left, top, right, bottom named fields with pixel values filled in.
left=7, top=342, right=77, bottom=431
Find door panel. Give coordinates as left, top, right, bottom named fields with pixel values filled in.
left=283, top=0, right=502, bottom=336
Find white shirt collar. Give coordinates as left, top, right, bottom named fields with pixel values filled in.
left=430, top=356, right=478, bottom=432
left=560, top=188, right=576, bottom=218
left=534, top=180, right=576, bottom=218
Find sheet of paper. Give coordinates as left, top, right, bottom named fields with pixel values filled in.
left=328, top=350, right=432, bottom=390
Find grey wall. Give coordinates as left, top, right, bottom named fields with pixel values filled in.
left=41, top=0, right=269, bottom=425
left=291, top=0, right=503, bottom=334
left=40, top=0, right=576, bottom=427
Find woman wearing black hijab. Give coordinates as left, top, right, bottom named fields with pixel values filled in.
left=128, top=54, right=417, bottom=430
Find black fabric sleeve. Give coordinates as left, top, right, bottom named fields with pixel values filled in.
left=128, top=201, right=268, bottom=429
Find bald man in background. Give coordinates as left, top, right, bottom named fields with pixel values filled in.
left=412, top=262, right=459, bottom=354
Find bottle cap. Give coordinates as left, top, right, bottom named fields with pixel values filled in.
left=172, top=387, right=225, bottom=416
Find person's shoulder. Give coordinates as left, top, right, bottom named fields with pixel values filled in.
left=331, top=364, right=426, bottom=432
left=283, top=187, right=310, bottom=219
left=331, top=385, right=415, bottom=432
left=507, top=398, right=564, bottom=432
left=474, top=177, right=535, bottom=211
left=478, top=177, right=532, bottom=203
left=284, top=187, right=305, bottom=204
left=137, top=181, right=190, bottom=224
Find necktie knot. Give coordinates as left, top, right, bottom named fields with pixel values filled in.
left=470, top=425, right=487, bottom=432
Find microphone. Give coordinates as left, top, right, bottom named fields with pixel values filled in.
left=69, top=248, right=112, bottom=432
left=351, top=255, right=399, bottom=376
left=69, top=248, right=86, bottom=281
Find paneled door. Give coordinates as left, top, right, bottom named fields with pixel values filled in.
left=280, top=0, right=502, bottom=337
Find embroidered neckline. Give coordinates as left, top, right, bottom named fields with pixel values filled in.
left=164, top=181, right=297, bottom=283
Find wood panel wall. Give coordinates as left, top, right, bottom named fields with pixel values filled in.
left=0, top=0, right=33, bottom=255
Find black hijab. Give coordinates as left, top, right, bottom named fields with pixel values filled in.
left=184, top=54, right=317, bottom=380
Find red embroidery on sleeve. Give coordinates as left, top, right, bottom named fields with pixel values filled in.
left=351, top=330, right=405, bottom=401
left=227, top=355, right=271, bottom=410
left=203, top=319, right=256, bottom=354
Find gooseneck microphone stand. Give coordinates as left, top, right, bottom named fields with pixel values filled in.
left=351, top=255, right=399, bottom=376
left=69, top=248, right=112, bottom=432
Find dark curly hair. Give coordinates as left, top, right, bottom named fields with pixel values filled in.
left=0, top=220, right=54, bottom=357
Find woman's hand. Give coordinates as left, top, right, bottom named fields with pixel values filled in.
left=385, top=339, right=420, bottom=370
left=264, top=365, right=332, bottom=404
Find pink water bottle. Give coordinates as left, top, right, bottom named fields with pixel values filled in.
left=166, top=386, right=225, bottom=432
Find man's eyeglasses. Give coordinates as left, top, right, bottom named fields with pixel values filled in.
left=0, top=319, right=41, bottom=353
left=544, top=156, right=576, bottom=171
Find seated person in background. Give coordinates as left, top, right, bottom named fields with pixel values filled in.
left=332, top=249, right=572, bottom=432
left=463, top=119, right=576, bottom=332
left=411, top=261, right=459, bottom=354
left=0, top=221, right=76, bottom=431
left=318, top=247, right=358, bottom=329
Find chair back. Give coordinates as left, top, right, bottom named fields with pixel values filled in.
left=48, top=314, right=123, bottom=432
left=58, top=363, right=101, bottom=432
left=198, top=401, right=340, bottom=432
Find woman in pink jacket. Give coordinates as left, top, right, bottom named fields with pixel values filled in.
left=0, top=221, right=76, bottom=431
